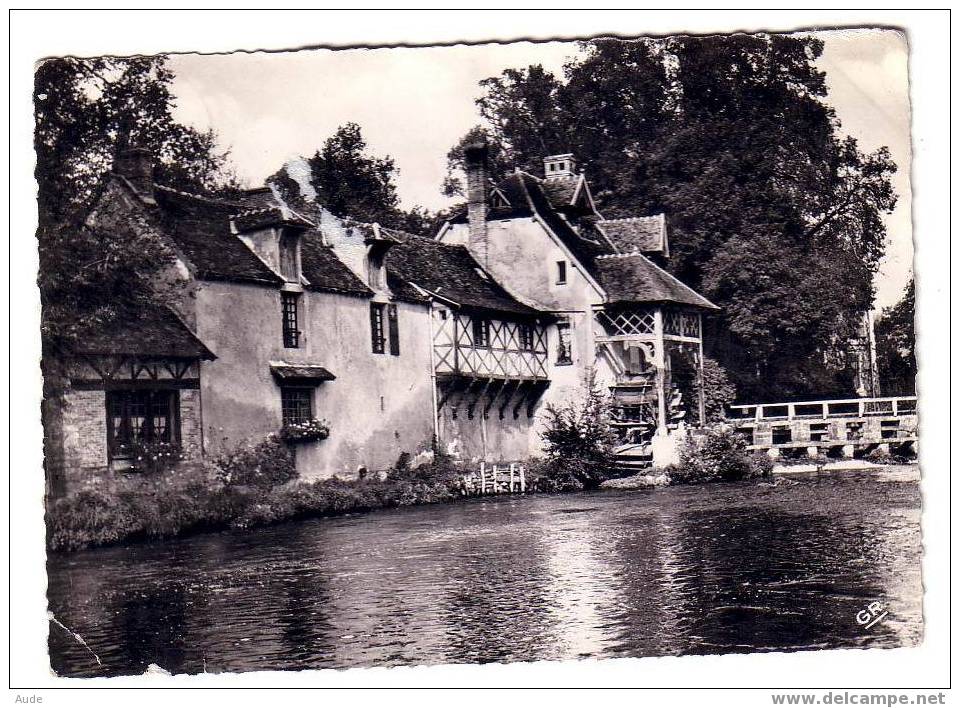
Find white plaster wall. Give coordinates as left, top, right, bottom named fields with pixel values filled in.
left=195, top=282, right=436, bottom=479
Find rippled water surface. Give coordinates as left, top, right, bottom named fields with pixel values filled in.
left=48, top=468, right=922, bottom=676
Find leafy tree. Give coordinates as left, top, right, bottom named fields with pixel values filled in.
left=441, top=125, right=512, bottom=197
left=701, top=357, right=737, bottom=424
left=874, top=277, right=916, bottom=395
left=35, top=56, right=237, bottom=225
left=449, top=34, right=898, bottom=401
left=299, top=122, right=434, bottom=232
left=35, top=55, right=236, bottom=353
left=267, top=123, right=437, bottom=233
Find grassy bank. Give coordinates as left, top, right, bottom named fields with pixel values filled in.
left=46, top=462, right=473, bottom=552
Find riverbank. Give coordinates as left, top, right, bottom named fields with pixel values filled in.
left=46, top=463, right=467, bottom=552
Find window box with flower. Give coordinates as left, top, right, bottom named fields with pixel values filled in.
left=124, top=441, right=185, bottom=474
left=279, top=418, right=331, bottom=443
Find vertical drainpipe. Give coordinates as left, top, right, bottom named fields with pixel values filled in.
left=426, top=300, right=441, bottom=448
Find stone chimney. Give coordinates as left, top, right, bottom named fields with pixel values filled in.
left=113, top=146, right=156, bottom=203
left=464, top=141, right=489, bottom=266
left=543, top=153, right=577, bottom=179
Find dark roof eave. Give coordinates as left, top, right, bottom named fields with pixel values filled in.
left=605, top=297, right=719, bottom=312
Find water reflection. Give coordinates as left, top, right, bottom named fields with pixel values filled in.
left=48, top=469, right=922, bottom=677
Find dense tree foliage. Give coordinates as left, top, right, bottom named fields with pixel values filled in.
left=35, top=56, right=237, bottom=352
left=35, top=56, right=238, bottom=225
left=272, top=122, right=437, bottom=234
left=446, top=35, right=898, bottom=401
left=874, top=278, right=916, bottom=395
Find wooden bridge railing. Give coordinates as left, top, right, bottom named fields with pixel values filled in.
left=728, top=396, right=917, bottom=422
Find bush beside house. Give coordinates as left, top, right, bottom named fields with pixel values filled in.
left=664, top=425, right=773, bottom=485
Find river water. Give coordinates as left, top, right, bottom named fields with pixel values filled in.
left=47, top=468, right=922, bottom=677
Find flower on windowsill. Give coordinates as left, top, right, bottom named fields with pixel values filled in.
left=126, top=441, right=183, bottom=474
left=279, top=418, right=331, bottom=443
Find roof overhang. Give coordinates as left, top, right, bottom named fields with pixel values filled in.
left=270, top=362, right=336, bottom=387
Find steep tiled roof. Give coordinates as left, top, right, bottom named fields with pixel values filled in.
left=153, top=185, right=370, bottom=296
left=515, top=171, right=613, bottom=280
left=541, top=175, right=580, bottom=209
left=595, top=253, right=718, bottom=310
left=153, top=186, right=283, bottom=286
left=299, top=229, right=372, bottom=297
left=71, top=304, right=216, bottom=359
left=596, top=215, right=667, bottom=255
left=386, top=235, right=537, bottom=317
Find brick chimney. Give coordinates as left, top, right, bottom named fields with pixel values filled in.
left=113, top=146, right=156, bottom=203
left=464, top=141, right=489, bottom=266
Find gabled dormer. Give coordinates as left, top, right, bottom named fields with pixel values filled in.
left=232, top=189, right=314, bottom=284
left=363, top=223, right=400, bottom=293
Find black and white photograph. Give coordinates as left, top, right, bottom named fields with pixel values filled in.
left=7, top=8, right=952, bottom=701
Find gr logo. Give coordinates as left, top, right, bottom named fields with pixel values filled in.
left=856, top=601, right=888, bottom=629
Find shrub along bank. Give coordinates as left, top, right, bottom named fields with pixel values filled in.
left=47, top=422, right=778, bottom=552
left=46, top=436, right=468, bottom=552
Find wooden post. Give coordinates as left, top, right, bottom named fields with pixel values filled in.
left=509, top=463, right=516, bottom=492
left=519, top=465, right=526, bottom=492
left=696, top=315, right=707, bottom=427
left=787, top=404, right=796, bottom=421
left=653, top=308, right=667, bottom=433
left=892, top=399, right=898, bottom=416
left=479, top=461, right=485, bottom=496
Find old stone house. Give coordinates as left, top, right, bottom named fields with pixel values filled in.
left=42, top=144, right=718, bottom=494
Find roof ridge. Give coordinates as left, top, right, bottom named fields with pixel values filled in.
left=602, top=214, right=664, bottom=224
left=596, top=250, right=649, bottom=260
left=154, top=183, right=245, bottom=209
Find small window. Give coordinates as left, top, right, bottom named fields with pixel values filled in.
left=281, top=387, right=312, bottom=425
left=279, top=230, right=299, bottom=283
left=370, top=303, right=386, bottom=354
left=519, top=324, right=534, bottom=352
left=368, top=252, right=384, bottom=290
left=556, top=260, right=567, bottom=285
left=282, top=292, right=300, bottom=348
left=472, top=318, right=490, bottom=348
left=556, top=322, right=573, bottom=365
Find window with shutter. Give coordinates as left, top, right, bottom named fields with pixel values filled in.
left=387, top=303, right=400, bottom=356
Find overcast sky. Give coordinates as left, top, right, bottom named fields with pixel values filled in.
left=168, top=28, right=911, bottom=310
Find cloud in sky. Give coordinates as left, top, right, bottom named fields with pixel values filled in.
left=168, top=29, right=911, bottom=309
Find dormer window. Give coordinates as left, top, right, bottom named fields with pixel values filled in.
left=279, top=229, right=300, bottom=283
left=368, top=251, right=385, bottom=290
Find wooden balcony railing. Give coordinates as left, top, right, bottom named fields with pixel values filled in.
left=728, top=396, right=917, bottom=422
left=434, top=312, right=549, bottom=381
